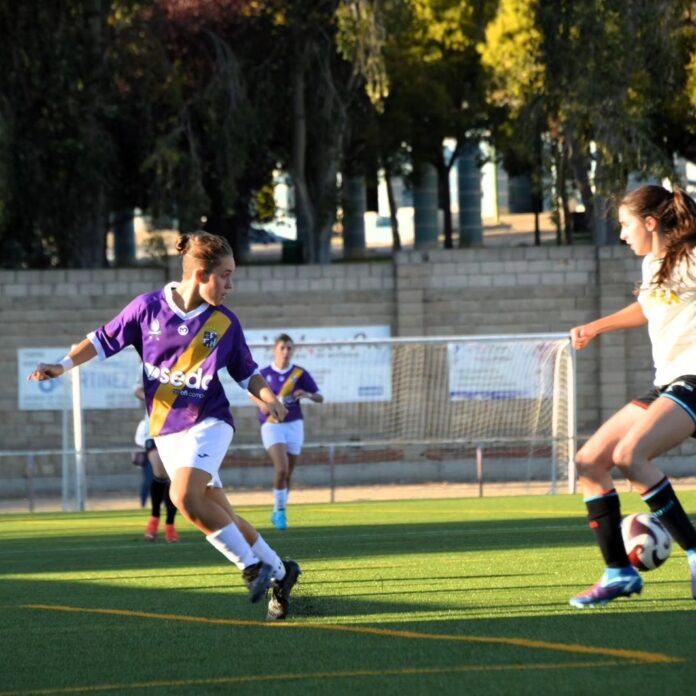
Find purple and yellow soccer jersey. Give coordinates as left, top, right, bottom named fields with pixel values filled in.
left=88, top=283, right=258, bottom=437
left=258, top=364, right=319, bottom=425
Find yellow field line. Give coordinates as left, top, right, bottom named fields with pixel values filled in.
left=22, top=603, right=682, bottom=665
left=0, top=660, right=641, bottom=695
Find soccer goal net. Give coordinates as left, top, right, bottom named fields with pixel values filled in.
left=229, top=333, right=576, bottom=493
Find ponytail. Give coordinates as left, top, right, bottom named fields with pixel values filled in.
left=620, top=185, right=696, bottom=287
left=655, top=189, right=696, bottom=286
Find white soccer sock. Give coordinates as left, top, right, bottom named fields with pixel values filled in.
left=273, top=488, right=288, bottom=511
left=206, top=522, right=259, bottom=570
left=251, top=535, right=286, bottom=580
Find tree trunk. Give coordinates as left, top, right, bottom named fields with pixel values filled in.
left=308, top=129, right=341, bottom=264
left=290, top=52, right=346, bottom=263
left=290, top=56, right=316, bottom=263
left=555, top=140, right=572, bottom=245
left=437, top=161, right=453, bottom=249
left=289, top=16, right=354, bottom=264
left=384, top=165, right=401, bottom=252
left=533, top=127, right=543, bottom=246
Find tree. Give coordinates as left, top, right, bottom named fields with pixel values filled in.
left=147, top=0, right=285, bottom=260
left=368, top=0, right=492, bottom=249
left=482, top=0, right=696, bottom=244
left=148, top=1, right=391, bottom=265
left=0, top=1, right=115, bottom=267
left=269, top=1, right=376, bottom=263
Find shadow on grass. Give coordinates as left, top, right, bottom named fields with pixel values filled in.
left=2, top=509, right=695, bottom=691
left=3, top=499, right=696, bottom=694
left=0, top=515, right=590, bottom=575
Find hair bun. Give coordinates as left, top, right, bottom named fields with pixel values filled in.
left=175, top=234, right=190, bottom=256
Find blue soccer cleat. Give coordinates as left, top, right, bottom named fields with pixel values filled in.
left=569, top=568, right=643, bottom=608
left=271, top=508, right=288, bottom=530
left=241, top=561, right=274, bottom=603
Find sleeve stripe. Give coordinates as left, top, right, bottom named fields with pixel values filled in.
left=87, top=332, right=107, bottom=361
left=239, top=369, right=260, bottom=391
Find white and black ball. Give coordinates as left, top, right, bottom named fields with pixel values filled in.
left=621, top=512, right=672, bottom=571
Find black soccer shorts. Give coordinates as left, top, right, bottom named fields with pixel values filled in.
left=632, top=374, right=696, bottom=437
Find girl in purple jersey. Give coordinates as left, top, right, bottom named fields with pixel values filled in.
left=28, top=232, right=301, bottom=620
left=250, top=334, right=323, bottom=530
left=568, top=185, right=696, bottom=608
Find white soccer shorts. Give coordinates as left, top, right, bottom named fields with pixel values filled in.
left=261, top=419, right=304, bottom=455
left=154, top=417, right=233, bottom=488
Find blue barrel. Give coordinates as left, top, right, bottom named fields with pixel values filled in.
left=457, top=146, right=483, bottom=247
left=413, top=161, right=439, bottom=249
left=343, top=175, right=367, bottom=259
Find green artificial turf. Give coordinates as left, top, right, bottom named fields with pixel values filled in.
left=0, top=493, right=694, bottom=695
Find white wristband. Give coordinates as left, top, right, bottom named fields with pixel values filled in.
left=59, top=356, right=74, bottom=373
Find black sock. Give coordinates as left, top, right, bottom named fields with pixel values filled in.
left=150, top=477, right=167, bottom=519
left=642, top=477, right=696, bottom=551
left=164, top=483, right=177, bottom=525
left=585, top=490, right=630, bottom=568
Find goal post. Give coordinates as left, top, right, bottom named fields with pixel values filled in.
left=234, top=333, right=577, bottom=492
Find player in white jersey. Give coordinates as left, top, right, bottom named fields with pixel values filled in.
left=28, top=232, right=300, bottom=620
left=568, top=185, right=696, bottom=608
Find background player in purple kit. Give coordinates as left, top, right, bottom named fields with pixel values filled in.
left=250, top=334, right=323, bottom=530
left=28, top=232, right=300, bottom=621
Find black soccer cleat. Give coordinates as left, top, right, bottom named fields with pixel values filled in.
left=242, top=561, right=273, bottom=603
left=266, top=559, right=302, bottom=621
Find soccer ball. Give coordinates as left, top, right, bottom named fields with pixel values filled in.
left=621, top=512, right=672, bottom=571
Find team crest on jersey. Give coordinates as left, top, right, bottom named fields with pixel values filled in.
left=203, top=330, right=219, bottom=348
left=640, top=287, right=682, bottom=308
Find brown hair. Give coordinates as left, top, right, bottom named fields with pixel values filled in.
left=176, top=232, right=233, bottom=276
left=274, top=333, right=294, bottom=346
left=621, top=185, right=696, bottom=287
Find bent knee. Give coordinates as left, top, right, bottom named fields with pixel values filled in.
left=167, top=486, right=185, bottom=510
left=612, top=440, right=642, bottom=470
left=169, top=487, right=202, bottom=514
left=575, top=445, right=611, bottom=477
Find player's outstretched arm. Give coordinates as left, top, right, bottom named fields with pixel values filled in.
left=27, top=338, right=98, bottom=381
left=248, top=392, right=270, bottom=415
left=570, top=301, right=647, bottom=350
left=248, top=373, right=288, bottom=422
